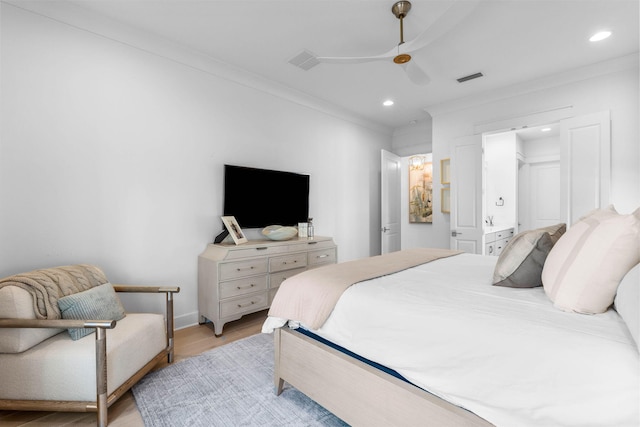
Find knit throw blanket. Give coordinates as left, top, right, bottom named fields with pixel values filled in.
left=0, top=264, right=108, bottom=319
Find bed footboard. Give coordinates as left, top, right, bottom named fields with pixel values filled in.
left=273, top=327, right=493, bottom=427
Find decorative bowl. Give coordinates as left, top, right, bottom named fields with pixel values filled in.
left=261, top=225, right=298, bottom=241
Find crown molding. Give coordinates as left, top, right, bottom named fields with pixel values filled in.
left=425, top=52, right=639, bottom=118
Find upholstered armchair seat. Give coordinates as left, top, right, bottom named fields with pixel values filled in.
left=0, top=313, right=166, bottom=401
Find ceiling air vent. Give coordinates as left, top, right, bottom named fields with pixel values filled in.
left=288, top=50, right=320, bottom=71
left=457, top=72, right=483, bottom=83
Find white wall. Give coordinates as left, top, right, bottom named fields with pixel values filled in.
left=0, top=4, right=392, bottom=328
left=428, top=58, right=640, bottom=249
left=391, top=118, right=432, bottom=156
left=484, top=132, right=517, bottom=227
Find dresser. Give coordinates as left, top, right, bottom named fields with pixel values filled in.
left=484, top=227, right=515, bottom=256
left=198, top=236, right=337, bottom=335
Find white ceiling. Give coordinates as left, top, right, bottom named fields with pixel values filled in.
left=56, top=0, right=640, bottom=129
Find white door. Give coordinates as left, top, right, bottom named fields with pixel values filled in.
left=527, top=160, right=561, bottom=229
left=560, top=111, right=611, bottom=225
left=381, top=150, right=401, bottom=254
left=450, top=135, right=483, bottom=253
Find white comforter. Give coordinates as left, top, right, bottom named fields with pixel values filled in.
left=263, top=253, right=639, bottom=427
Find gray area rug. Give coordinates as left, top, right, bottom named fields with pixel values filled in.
left=132, top=332, right=348, bottom=426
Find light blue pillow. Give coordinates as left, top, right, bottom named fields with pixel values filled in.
left=58, top=282, right=126, bottom=340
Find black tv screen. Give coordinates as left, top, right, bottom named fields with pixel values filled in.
left=223, top=164, right=310, bottom=228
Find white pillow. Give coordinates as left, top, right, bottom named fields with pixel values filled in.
left=615, top=265, right=640, bottom=352
left=542, top=205, right=640, bottom=314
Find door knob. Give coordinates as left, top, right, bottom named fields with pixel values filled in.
left=381, top=227, right=390, bottom=232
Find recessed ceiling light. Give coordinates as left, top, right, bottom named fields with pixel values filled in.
left=541, top=127, right=552, bottom=132
left=383, top=100, right=394, bottom=107
left=589, top=31, right=612, bottom=42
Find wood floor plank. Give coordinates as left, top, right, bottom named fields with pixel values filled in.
left=0, top=309, right=269, bottom=426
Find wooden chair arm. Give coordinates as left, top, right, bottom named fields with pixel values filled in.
left=112, top=284, right=179, bottom=364
left=0, top=318, right=116, bottom=329
left=112, top=285, right=180, bottom=294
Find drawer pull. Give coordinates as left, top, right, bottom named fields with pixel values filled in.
left=236, top=284, right=255, bottom=290
left=237, top=301, right=256, bottom=308
left=256, top=247, right=268, bottom=251
left=317, top=254, right=329, bottom=259
left=282, top=260, right=297, bottom=265
left=236, top=266, right=255, bottom=272
left=308, top=241, right=318, bottom=245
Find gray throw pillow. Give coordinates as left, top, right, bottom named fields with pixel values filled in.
left=492, top=229, right=555, bottom=288
left=58, top=282, right=126, bottom=340
left=537, top=223, right=566, bottom=245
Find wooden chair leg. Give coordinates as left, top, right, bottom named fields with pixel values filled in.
left=95, top=328, right=108, bottom=427
left=166, top=291, right=175, bottom=363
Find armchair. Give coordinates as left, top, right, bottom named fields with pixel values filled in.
left=0, top=265, right=179, bottom=427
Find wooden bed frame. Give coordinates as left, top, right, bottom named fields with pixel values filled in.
left=273, top=327, right=494, bottom=427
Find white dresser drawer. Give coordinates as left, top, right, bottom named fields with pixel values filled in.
left=485, top=243, right=496, bottom=256
left=289, top=239, right=336, bottom=252
left=270, top=267, right=306, bottom=290
left=495, top=237, right=511, bottom=256
left=495, top=229, right=514, bottom=240
left=269, top=253, right=307, bottom=273
left=308, top=248, right=337, bottom=266
left=223, top=245, right=287, bottom=260
left=219, top=258, right=268, bottom=281
left=219, top=275, right=268, bottom=299
left=220, top=292, right=269, bottom=318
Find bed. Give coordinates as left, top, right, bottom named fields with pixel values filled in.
left=262, top=208, right=640, bottom=427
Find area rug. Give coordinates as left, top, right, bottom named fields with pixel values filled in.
left=132, top=332, right=348, bottom=427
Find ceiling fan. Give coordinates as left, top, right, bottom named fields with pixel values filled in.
left=290, top=0, right=478, bottom=85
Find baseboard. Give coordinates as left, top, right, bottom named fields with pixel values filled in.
left=174, top=311, right=200, bottom=330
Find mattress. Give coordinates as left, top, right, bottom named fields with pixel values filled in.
left=264, top=253, right=639, bottom=427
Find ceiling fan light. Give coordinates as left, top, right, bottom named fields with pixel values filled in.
left=394, top=53, right=411, bottom=64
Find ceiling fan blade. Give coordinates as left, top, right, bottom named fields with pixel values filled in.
left=402, top=0, right=480, bottom=53
left=316, top=52, right=392, bottom=65
left=401, top=61, right=430, bottom=85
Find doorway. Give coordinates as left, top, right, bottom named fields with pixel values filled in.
left=485, top=123, right=561, bottom=234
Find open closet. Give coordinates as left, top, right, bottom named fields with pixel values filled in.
left=483, top=123, right=561, bottom=254
left=450, top=110, right=610, bottom=255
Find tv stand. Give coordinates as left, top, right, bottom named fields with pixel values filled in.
left=197, top=236, right=337, bottom=336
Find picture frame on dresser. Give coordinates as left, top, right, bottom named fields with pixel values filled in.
left=221, top=216, right=248, bottom=245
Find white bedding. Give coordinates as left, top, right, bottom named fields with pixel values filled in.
left=263, top=253, right=639, bottom=427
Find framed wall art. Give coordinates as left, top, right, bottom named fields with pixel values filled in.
left=440, top=158, right=451, bottom=184
left=441, top=188, right=451, bottom=213
left=408, top=155, right=433, bottom=223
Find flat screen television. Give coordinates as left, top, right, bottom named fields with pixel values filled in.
left=223, top=164, right=310, bottom=228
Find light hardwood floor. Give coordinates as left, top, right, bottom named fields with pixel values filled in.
left=0, top=309, right=269, bottom=427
